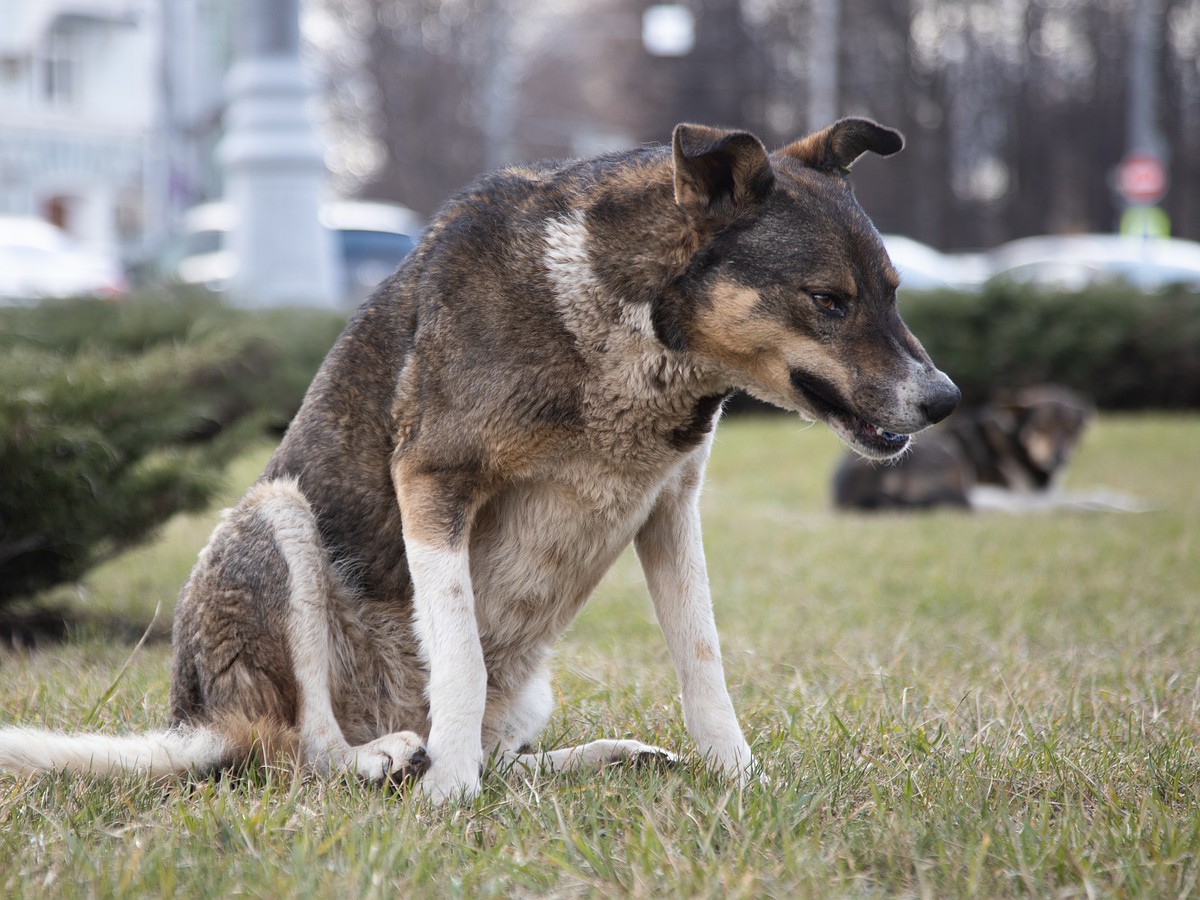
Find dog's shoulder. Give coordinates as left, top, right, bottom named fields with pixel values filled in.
left=386, top=148, right=724, bottom=469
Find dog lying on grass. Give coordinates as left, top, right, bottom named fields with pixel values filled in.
left=833, top=385, right=1145, bottom=513
left=0, top=118, right=958, bottom=802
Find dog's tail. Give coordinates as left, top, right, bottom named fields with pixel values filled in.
left=0, top=717, right=297, bottom=779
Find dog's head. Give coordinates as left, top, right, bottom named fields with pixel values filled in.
left=658, top=119, right=959, bottom=459
left=1002, top=385, right=1096, bottom=481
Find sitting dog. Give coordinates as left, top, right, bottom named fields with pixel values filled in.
left=831, top=384, right=1137, bottom=513
left=0, top=119, right=958, bottom=802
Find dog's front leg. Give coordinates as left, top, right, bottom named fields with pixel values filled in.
left=634, top=478, right=756, bottom=784
left=396, top=469, right=487, bottom=803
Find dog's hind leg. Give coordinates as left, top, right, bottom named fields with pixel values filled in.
left=254, top=481, right=429, bottom=785
left=487, top=664, right=679, bottom=777
left=481, top=661, right=556, bottom=756
left=501, top=741, right=680, bottom=776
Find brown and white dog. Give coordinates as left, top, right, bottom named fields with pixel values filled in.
left=831, top=385, right=1130, bottom=513
left=0, top=119, right=958, bottom=802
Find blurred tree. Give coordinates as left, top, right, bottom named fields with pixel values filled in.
left=319, top=0, right=1200, bottom=245
left=321, top=0, right=493, bottom=215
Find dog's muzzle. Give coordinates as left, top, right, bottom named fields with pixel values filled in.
left=790, top=366, right=960, bottom=460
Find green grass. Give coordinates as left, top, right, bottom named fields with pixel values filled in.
left=3, top=414, right=1199, bottom=897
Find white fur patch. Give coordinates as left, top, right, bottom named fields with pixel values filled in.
left=543, top=210, right=655, bottom=343
left=251, top=479, right=352, bottom=768
left=405, top=538, right=488, bottom=800
left=503, top=739, right=678, bottom=774
left=482, top=663, right=554, bottom=753
left=541, top=209, right=726, bottom=463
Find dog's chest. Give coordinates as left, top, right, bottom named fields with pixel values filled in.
left=464, top=347, right=721, bottom=661
left=468, top=450, right=684, bottom=656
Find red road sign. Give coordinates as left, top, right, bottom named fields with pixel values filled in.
left=1117, top=152, right=1168, bottom=205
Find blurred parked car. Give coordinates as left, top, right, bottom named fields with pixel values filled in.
left=986, top=234, right=1200, bottom=292
left=171, top=200, right=422, bottom=305
left=0, top=216, right=127, bottom=303
left=881, top=234, right=988, bottom=293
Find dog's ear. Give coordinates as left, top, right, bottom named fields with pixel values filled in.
left=672, top=124, right=774, bottom=224
left=780, top=118, right=904, bottom=174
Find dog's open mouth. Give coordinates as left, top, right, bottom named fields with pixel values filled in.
left=789, top=369, right=911, bottom=459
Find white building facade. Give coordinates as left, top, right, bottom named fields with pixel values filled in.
left=0, top=0, right=230, bottom=260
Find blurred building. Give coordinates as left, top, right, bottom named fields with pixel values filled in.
left=0, top=0, right=231, bottom=260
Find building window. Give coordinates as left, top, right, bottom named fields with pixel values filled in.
left=40, top=25, right=81, bottom=106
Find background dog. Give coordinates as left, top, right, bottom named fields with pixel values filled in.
left=0, top=118, right=958, bottom=802
left=833, top=384, right=1143, bottom=512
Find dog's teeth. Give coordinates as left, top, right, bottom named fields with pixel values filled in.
left=875, top=427, right=904, bottom=441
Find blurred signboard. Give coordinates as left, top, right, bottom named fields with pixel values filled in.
left=1117, top=152, right=1168, bottom=206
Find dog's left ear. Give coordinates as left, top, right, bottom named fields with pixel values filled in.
left=780, top=118, right=904, bottom=173
left=672, top=124, right=774, bottom=225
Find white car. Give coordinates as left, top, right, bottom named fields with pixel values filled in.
left=173, top=200, right=422, bottom=305
left=0, top=216, right=127, bottom=303
left=881, top=234, right=988, bottom=293
left=986, top=234, right=1200, bottom=292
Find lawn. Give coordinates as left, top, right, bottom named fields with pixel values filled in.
left=2, top=413, right=1199, bottom=897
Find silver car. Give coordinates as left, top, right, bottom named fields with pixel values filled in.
left=0, top=216, right=127, bottom=303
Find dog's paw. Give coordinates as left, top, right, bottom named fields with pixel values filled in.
left=416, top=760, right=482, bottom=804
left=595, top=739, right=680, bottom=770
left=385, top=746, right=430, bottom=790
left=626, top=746, right=682, bottom=770
left=721, top=756, right=765, bottom=790
left=347, top=731, right=429, bottom=786
left=699, top=740, right=759, bottom=786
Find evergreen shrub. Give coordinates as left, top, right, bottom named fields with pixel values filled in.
left=0, top=291, right=348, bottom=605
left=900, top=282, right=1200, bottom=409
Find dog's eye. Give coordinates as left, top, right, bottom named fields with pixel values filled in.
left=811, top=293, right=845, bottom=318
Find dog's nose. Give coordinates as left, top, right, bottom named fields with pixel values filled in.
left=920, top=376, right=961, bottom=425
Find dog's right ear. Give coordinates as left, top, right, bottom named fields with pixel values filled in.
left=672, top=124, right=774, bottom=226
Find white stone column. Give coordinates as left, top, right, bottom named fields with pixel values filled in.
left=218, top=0, right=338, bottom=308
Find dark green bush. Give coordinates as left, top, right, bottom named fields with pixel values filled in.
left=900, top=282, right=1200, bottom=409
left=0, top=342, right=245, bottom=604
left=0, top=290, right=349, bottom=433
left=0, top=291, right=348, bottom=605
